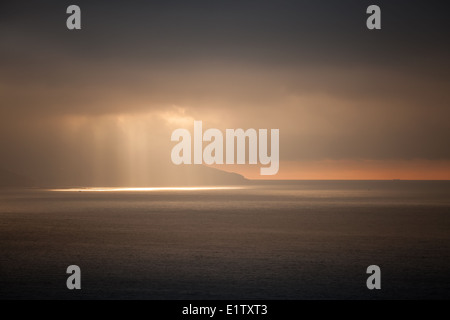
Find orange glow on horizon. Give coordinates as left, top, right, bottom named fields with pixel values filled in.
left=210, top=159, right=450, bottom=180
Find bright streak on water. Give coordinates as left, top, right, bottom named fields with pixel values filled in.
left=49, top=186, right=244, bottom=192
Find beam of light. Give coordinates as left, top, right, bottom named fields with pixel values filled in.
left=49, top=186, right=245, bottom=192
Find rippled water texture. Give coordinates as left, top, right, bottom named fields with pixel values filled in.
left=1, top=181, right=449, bottom=299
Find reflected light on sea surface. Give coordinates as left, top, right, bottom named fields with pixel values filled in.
left=49, top=187, right=244, bottom=192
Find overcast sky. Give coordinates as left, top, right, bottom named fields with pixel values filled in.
left=1, top=0, right=449, bottom=184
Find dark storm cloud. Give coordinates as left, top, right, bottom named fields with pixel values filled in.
left=1, top=0, right=449, bottom=114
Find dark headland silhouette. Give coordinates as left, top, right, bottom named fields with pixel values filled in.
left=0, top=165, right=247, bottom=188
left=0, top=168, right=34, bottom=188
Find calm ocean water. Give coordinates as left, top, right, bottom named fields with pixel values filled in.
left=1, top=181, right=450, bottom=299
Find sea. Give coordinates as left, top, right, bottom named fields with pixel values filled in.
left=1, top=181, right=449, bottom=299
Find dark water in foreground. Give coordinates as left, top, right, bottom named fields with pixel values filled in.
left=1, top=181, right=450, bottom=299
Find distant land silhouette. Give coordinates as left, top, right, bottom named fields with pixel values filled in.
left=156, top=165, right=249, bottom=187
left=0, top=165, right=247, bottom=188
left=0, top=168, right=34, bottom=188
